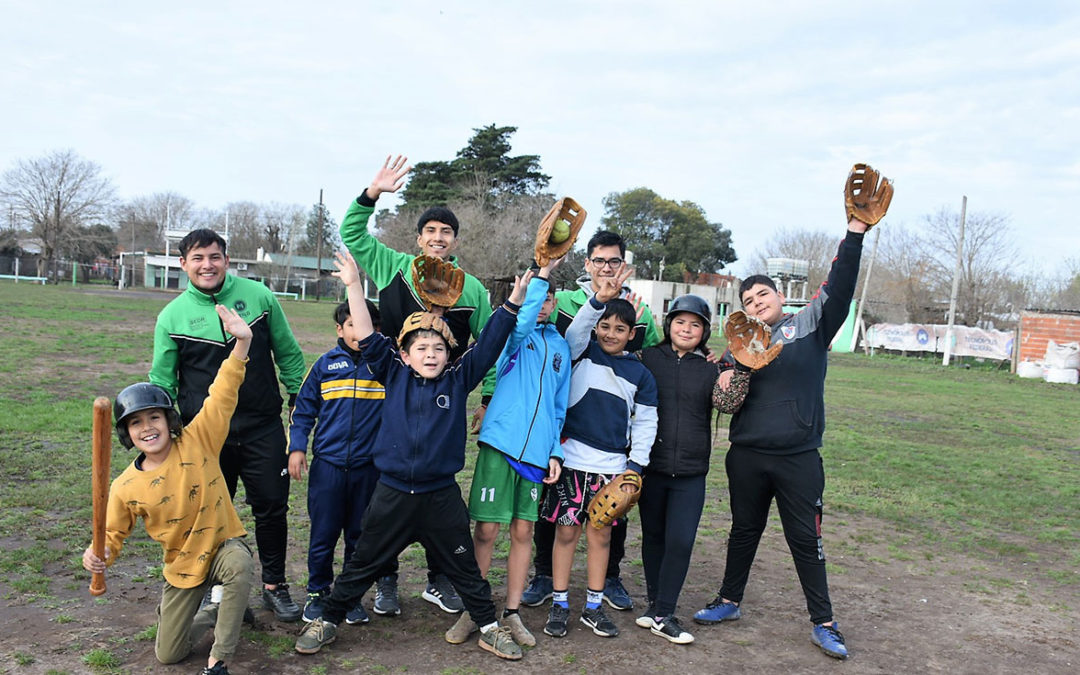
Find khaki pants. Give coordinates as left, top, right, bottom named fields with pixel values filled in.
left=155, top=538, right=254, bottom=664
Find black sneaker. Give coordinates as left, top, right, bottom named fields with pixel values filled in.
left=262, top=584, right=302, bottom=623
left=580, top=605, right=619, bottom=637
left=201, top=661, right=228, bottom=675
left=543, top=604, right=570, bottom=638
left=373, top=575, right=401, bottom=616
left=345, top=603, right=370, bottom=625
left=422, top=574, right=464, bottom=614
left=651, top=616, right=694, bottom=644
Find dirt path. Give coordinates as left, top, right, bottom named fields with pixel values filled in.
left=3, top=510, right=1076, bottom=674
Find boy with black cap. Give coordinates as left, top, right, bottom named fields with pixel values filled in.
left=83, top=304, right=254, bottom=675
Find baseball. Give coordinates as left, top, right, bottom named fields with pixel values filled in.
left=550, top=219, right=571, bottom=244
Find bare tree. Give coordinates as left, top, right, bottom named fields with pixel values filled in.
left=873, top=225, right=943, bottom=323
left=921, top=208, right=1014, bottom=327
left=222, top=201, right=263, bottom=258
left=1, top=150, right=116, bottom=280
left=116, top=192, right=196, bottom=253
left=370, top=173, right=551, bottom=285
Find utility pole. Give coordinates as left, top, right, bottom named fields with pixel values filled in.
left=942, top=196, right=967, bottom=367
left=851, top=227, right=880, bottom=353
left=315, top=189, right=324, bottom=301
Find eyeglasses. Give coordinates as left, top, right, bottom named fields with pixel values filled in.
left=589, top=257, right=624, bottom=268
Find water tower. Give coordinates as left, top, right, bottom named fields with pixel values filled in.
left=765, top=257, right=810, bottom=304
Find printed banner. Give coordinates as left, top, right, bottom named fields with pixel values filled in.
left=866, top=324, right=1014, bottom=360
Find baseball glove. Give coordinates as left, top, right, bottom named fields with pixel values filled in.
left=724, top=310, right=783, bottom=371
left=844, top=163, right=894, bottom=228
left=587, top=470, right=642, bottom=529
left=411, top=255, right=465, bottom=309
left=397, top=311, right=458, bottom=350
left=534, top=197, right=587, bottom=267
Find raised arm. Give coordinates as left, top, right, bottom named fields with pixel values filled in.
left=366, top=154, right=412, bottom=201
left=332, top=250, right=375, bottom=342
left=339, top=155, right=414, bottom=288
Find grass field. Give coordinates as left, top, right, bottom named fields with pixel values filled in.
left=1, top=281, right=1078, bottom=671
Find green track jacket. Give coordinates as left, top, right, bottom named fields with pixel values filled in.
left=340, top=194, right=495, bottom=398
left=149, top=274, right=306, bottom=439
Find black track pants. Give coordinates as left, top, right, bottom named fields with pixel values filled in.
left=219, top=424, right=290, bottom=586
left=718, top=447, right=834, bottom=624
left=322, top=482, right=497, bottom=627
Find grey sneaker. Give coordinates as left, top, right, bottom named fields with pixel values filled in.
left=478, top=625, right=523, bottom=660
left=295, top=617, right=336, bottom=654
left=581, top=605, right=619, bottom=637
left=423, top=574, right=464, bottom=613
left=502, top=612, right=536, bottom=647
left=544, top=604, right=570, bottom=638
left=373, top=575, right=401, bottom=616
left=444, top=612, right=478, bottom=644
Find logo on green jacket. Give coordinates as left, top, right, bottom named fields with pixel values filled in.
left=233, top=300, right=247, bottom=313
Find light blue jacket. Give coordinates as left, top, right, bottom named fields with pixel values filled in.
left=478, top=277, right=571, bottom=468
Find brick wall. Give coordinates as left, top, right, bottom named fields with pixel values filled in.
left=1019, top=311, right=1080, bottom=362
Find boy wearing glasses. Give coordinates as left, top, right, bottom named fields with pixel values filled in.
left=522, top=230, right=660, bottom=613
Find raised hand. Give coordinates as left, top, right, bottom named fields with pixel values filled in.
left=595, top=263, right=634, bottom=304
left=539, top=254, right=564, bottom=278
left=216, top=304, right=252, bottom=341
left=625, top=290, right=647, bottom=321
left=368, top=154, right=412, bottom=199
left=508, top=269, right=535, bottom=306
left=331, top=250, right=361, bottom=287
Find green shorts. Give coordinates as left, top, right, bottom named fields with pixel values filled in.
left=468, top=443, right=543, bottom=524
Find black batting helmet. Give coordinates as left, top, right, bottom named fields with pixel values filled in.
left=663, top=294, right=713, bottom=351
left=113, top=383, right=182, bottom=450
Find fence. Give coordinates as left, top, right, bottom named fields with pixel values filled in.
left=866, top=323, right=1014, bottom=361
left=0, top=255, right=118, bottom=285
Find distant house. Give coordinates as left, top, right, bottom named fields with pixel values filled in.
left=121, top=250, right=342, bottom=299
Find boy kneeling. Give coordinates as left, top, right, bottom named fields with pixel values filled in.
left=83, top=305, right=255, bottom=675
left=295, top=252, right=530, bottom=661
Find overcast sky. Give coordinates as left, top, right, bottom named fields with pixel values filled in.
left=3, top=1, right=1077, bottom=276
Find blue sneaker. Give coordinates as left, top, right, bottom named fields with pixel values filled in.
left=811, top=622, right=849, bottom=659
left=602, top=576, right=633, bottom=611
left=302, top=591, right=326, bottom=623
left=345, top=602, right=370, bottom=625
left=521, top=575, right=553, bottom=607
left=693, top=596, right=741, bottom=625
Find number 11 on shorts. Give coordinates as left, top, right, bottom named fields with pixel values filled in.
left=479, top=486, right=496, bottom=502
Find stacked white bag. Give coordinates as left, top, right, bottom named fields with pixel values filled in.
left=1043, top=340, right=1080, bottom=384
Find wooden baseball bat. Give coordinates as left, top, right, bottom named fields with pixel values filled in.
left=89, top=396, right=112, bottom=596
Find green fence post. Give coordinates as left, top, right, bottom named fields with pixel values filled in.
left=72, top=262, right=77, bottom=287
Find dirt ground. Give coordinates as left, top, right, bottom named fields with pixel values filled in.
left=3, top=508, right=1077, bottom=675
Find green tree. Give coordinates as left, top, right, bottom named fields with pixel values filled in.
left=304, top=202, right=337, bottom=256
left=600, top=187, right=735, bottom=281
left=401, top=124, right=550, bottom=207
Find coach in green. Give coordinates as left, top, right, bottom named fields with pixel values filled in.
left=150, top=228, right=307, bottom=623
